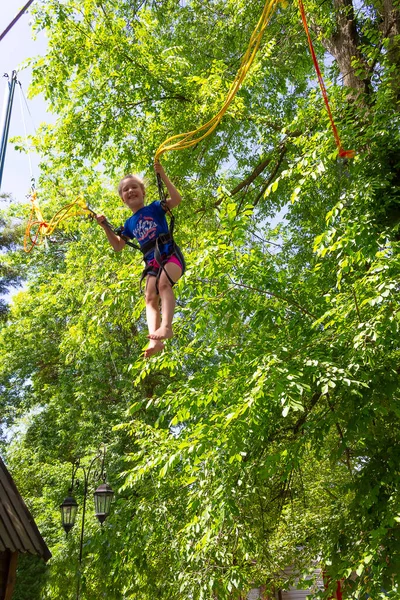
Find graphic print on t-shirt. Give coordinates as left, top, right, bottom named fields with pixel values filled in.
left=133, top=215, right=157, bottom=243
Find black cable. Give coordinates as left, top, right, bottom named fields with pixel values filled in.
left=18, top=81, right=37, bottom=133
left=0, top=0, right=36, bottom=44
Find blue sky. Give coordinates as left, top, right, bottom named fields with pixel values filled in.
left=0, top=1, right=49, bottom=202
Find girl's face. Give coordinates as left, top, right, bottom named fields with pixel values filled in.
left=120, top=177, right=145, bottom=211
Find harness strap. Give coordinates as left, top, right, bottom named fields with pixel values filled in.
left=156, top=172, right=166, bottom=203
left=153, top=173, right=180, bottom=292
left=114, top=225, right=141, bottom=250
left=153, top=238, right=177, bottom=293
left=157, top=172, right=175, bottom=238
left=85, top=205, right=140, bottom=249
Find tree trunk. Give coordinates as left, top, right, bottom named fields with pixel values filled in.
left=382, top=0, right=400, bottom=98
left=321, top=0, right=371, bottom=93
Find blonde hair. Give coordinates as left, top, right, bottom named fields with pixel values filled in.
left=118, top=174, right=145, bottom=198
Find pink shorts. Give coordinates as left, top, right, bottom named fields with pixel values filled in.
left=147, top=255, right=183, bottom=271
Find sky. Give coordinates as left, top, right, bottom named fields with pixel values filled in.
left=0, top=1, right=50, bottom=203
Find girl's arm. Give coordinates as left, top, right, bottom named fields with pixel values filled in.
left=95, top=214, right=126, bottom=251
left=154, top=161, right=182, bottom=209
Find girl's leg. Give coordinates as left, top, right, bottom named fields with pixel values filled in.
left=148, top=262, right=182, bottom=341
left=144, top=275, right=165, bottom=357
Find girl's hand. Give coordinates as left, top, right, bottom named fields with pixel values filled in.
left=154, top=161, right=166, bottom=178
left=95, top=214, right=108, bottom=228
left=154, top=161, right=181, bottom=209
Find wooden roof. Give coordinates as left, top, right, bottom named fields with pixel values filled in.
left=0, top=457, right=51, bottom=561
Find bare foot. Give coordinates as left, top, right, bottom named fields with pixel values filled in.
left=147, top=325, right=173, bottom=341
left=144, top=339, right=165, bottom=358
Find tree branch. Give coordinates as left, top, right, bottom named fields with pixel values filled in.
left=122, top=95, right=191, bottom=110
left=230, top=155, right=275, bottom=196
left=227, top=276, right=317, bottom=319
left=253, top=145, right=288, bottom=208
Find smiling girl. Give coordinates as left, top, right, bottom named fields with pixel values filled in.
left=96, top=162, right=184, bottom=358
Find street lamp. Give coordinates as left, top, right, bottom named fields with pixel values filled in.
left=59, top=445, right=114, bottom=599
left=60, top=495, right=78, bottom=534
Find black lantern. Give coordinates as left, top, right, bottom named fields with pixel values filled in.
left=60, top=495, right=78, bottom=534
left=94, top=482, right=114, bottom=525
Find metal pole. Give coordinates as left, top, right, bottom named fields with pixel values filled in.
left=0, top=71, right=17, bottom=190
left=75, top=448, right=105, bottom=600
left=75, top=467, right=88, bottom=600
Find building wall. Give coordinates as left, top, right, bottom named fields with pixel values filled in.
left=0, top=551, right=8, bottom=600
left=0, top=550, right=18, bottom=600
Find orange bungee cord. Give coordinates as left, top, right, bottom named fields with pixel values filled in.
left=155, top=0, right=354, bottom=163
left=298, top=0, right=355, bottom=159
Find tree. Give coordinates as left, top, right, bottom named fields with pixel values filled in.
left=1, top=0, right=399, bottom=597
left=0, top=197, right=23, bottom=317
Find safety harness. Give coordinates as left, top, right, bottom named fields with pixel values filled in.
left=110, top=173, right=185, bottom=293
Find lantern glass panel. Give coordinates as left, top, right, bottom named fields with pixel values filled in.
left=94, top=483, right=114, bottom=524
left=60, top=496, right=78, bottom=533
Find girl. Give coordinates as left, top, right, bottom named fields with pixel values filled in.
left=96, top=162, right=184, bottom=358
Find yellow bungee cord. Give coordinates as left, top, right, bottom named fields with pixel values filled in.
left=24, top=0, right=284, bottom=252
left=154, top=0, right=285, bottom=161
left=24, top=189, right=92, bottom=253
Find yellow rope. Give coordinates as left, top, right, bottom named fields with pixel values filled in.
left=24, top=190, right=92, bottom=253
left=24, top=0, right=284, bottom=251
left=154, top=0, right=285, bottom=161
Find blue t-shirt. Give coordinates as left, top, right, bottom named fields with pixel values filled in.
left=123, top=200, right=171, bottom=261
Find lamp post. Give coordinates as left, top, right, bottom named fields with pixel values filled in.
left=60, top=445, right=114, bottom=599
